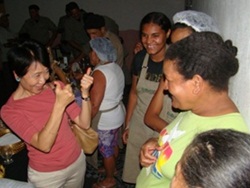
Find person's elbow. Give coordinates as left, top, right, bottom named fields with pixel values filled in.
left=40, top=146, right=52, bottom=153
left=31, top=143, right=53, bottom=153
left=91, top=105, right=100, bottom=119
left=144, top=109, right=153, bottom=127
left=144, top=112, right=150, bottom=126
left=30, top=135, right=54, bottom=153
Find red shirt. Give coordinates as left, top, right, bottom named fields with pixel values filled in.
left=1, top=86, right=81, bottom=172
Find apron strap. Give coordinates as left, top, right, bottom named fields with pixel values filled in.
left=137, top=53, right=149, bottom=87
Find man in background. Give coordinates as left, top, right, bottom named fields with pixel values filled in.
left=84, top=13, right=124, bottom=68
left=19, top=4, right=57, bottom=46
left=63, top=2, right=90, bottom=58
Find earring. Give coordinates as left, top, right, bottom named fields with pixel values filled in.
left=16, top=77, right=21, bottom=82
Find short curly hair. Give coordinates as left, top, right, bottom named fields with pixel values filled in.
left=165, top=32, right=238, bottom=91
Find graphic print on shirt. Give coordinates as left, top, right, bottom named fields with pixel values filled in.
left=151, top=124, right=185, bottom=179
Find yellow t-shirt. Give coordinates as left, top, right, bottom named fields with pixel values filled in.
left=136, top=111, right=249, bottom=188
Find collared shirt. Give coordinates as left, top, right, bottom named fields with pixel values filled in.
left=19, top=16, right=57, bottom=45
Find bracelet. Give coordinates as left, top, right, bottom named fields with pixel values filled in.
left=81, top=96, right=90, bottom=101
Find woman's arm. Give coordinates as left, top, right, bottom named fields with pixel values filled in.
left=89, top=70, right=106, bottom=118
left=122, top=75, right=138, bottom=144
left=30, top=82, right=75, bottom=152
left=144, top=79, right=168, bottom=132
left=124, top=75, right=138, bottom=129
left=73, top=68, right=94, bottom=129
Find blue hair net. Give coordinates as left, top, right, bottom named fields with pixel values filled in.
left=89, top=37, right=117, bottom=62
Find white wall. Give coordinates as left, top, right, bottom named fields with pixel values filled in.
left=5, top=0, right=185, bottom=33
left=192, top=0, right=250, bottom=128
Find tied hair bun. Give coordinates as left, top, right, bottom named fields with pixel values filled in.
left=223, top=39, right=239, bottom=77
left=224, top=40, right=238, bottom=57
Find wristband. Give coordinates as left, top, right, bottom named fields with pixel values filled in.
left=81, top=96, right=90, bottom=101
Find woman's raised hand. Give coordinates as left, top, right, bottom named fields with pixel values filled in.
left=54, top=81, right=75, bottom=107
left=80, top=68, right=94, bottom=96
left=134, top=42, right=144, bottom=54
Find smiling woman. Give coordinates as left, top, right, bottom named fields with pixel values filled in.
left=0, top=40, right=94, bottom=187
left=136, top=32, right=248, bottom=188
left=122, top=12, right=177, bottom=184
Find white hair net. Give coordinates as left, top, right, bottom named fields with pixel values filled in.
left=89, top=37, right=117, bottom=62
left=173, top=10, right=220, bottom=34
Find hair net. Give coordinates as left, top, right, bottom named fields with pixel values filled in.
left=90, top=37, right=117, bottom=62
left=173, top=10, right=220, bottom=34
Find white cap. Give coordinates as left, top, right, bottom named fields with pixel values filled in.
left=173, top=10, right=220, bottom=34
